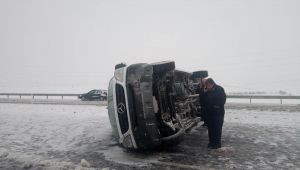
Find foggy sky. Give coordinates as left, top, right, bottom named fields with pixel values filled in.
left=0, top=0, right=299, bottom=94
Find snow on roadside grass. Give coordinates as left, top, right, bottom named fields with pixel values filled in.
left=0, top=104, right=111, bottom=152
left=222, top=108, right=300, bottom=169
left=0, top=103, right=113, bottom=169
left=225, top=109, right=300, bottom=127
left=0, top=103, right=300, bottom=169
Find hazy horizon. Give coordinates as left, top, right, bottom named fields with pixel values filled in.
left=1, top=0, right=299, bottom=94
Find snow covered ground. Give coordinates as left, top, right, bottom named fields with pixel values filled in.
left=0, top=103, right=299, bottom=169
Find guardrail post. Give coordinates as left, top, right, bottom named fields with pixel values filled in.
left=7, top=95, right=9, bottom=99
left=250, top=97, right=252, bottom=104
left=32, top=95, right=34, bottom=99
left=46, top=95, right=48, bottom=99
left=61, top=96, right=63, bottom=100
left=280, top=98, right=282, bottom=104
left=19, top=95, right=21, bottom=99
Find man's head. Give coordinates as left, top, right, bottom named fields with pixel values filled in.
left=198, top=78, right=206, bottom=89
left=205, top=78, right=216, bottom=90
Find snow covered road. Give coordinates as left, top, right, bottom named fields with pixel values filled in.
left=0, top=103, right=299, bottom=169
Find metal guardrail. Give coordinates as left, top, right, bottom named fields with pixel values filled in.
left=227, top=95, right=300, bottom=104
left=0, top=93, right=299, bottom=104
left=0, top=93, right=80, bottom=99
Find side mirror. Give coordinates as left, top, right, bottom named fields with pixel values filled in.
left=115, top=62, right=127, bottom=70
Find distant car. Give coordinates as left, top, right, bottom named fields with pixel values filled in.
left=107, top=61, right=208, bottom=149
left=78, top=89, right=107, bottom=101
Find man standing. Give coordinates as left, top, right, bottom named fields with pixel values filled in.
left=204, top=78, right=226, bottom=149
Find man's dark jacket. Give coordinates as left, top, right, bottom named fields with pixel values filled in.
left=204, top=85, right=226, bottom=117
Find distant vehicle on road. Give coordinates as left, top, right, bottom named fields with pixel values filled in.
left=107, top=61, right=208, bottom=149
left=78, top=89, right=107, bottom=101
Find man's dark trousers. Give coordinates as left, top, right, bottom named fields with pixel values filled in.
left=207, top=115, right=224, bottom=148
